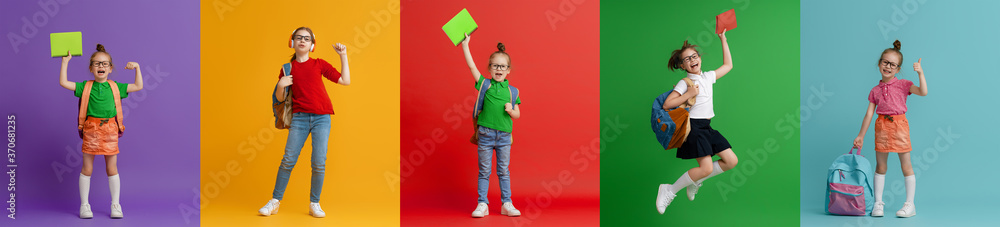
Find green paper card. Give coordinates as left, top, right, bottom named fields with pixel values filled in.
left=442, top=8, right=478, bottom=46
left=50, top=32, right=83, bottom=57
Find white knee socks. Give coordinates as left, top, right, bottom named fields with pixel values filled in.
left=79, top=173, right=91, bottom=205
left=695, top=161, right=725, bottom=184
left=109, top=174, right=121, bottom=204
left=874, top=173, right=885, bottom=203
left=904, top=175, right=915, bottom=203
left=668, top=172, right=694, bottom=195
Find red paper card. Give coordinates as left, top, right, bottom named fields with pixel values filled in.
left=716, top=9, right=737, bottom=34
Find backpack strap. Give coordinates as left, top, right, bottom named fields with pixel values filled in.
left=472, top=78, right=491, bottom=118
left=508, top=85, right=519, bottom=111
left=107, top=80, right=125, bottom=133
left=78, top=80, right=94, bottom=130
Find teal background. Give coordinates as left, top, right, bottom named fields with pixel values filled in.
left=601, top=0, right=800, bottom=225
left=800, top=0, right=999, bottom=226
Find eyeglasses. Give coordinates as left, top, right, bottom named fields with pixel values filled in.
left=682, top=53, right=700, bottom=63
left=293, top=35, right=312, bottom=42
left=879, top=59, right=899, bottom=69
left=91, top=61, right=110, bottom=67
left=489, top=63, right=510, bottom=71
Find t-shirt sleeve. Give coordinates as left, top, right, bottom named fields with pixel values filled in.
left=515, top=95, right=522, bottom=105
left=903, top=79, right=914, bottom=96
left=74, top=82, right=85, bottom=98
left=705, top=71, right=718, bottom=84
left=318, top=59, right=342, bottom=83
left=116, top=82, right=129, bottom=99
left=673, top=79, right=688, bottom=95
left=868, top=87, right=877, bottom=104
left=475, top=76, right=486, bottom=90
left=277, top=67, right=286, bottom=79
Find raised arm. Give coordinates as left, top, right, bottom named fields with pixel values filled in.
left=853, top=102, right=877, bottom=149
left=909, top=58, right=927, bottom=96
left=334, top=43, right=350, bottom=85
left=59, top=51, right=76, bottom=91
left=461, top=33, right=482, bottom=82
left=125, top=62, right=143, bottom=92
left=714, top=30, right=733, bottom=80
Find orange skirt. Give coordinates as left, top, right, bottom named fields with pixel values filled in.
left=874, top=114, right=911, bottom=153
left=81, top=117, right=120, bottom=155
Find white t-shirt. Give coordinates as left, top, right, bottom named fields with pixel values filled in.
left=672, top=71, right=716, bottom=119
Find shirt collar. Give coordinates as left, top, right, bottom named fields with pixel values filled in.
left=878, top=77, right=899, bottom=86
left=687, top=71, right=703, bottom=79
left=490, top=78, right=509, bottom=88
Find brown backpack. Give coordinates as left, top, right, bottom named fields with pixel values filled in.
left=272, top=63, right=293, bottom=129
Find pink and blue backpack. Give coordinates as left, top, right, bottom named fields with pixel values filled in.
left=825, top=148, right=874, bottom=216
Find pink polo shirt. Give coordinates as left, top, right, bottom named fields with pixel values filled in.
left=868, top=77, right=913, bottom=115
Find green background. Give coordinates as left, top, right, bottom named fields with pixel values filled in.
left=600, top=0, right=800, bottom=225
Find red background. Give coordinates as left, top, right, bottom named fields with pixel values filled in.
left=400, top=0, right=600, bottom=226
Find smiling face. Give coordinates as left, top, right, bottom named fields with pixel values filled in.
left=878, top=51, right=901, bottom=78
left=488, top=54, right=511, bottom=82
left=89, top=52, right=112, bottom=81
left=292, top=29, right=313, bottom=54
left=679, top=48, right=701, bottom=74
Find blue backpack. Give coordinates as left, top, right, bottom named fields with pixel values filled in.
left=825, top=148, right=874, bottom=216
left=650, top=78, right=695, bottom=150
left=469, top=78, right=518, bottom=144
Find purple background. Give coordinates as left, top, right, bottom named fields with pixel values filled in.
left=1, top=0, right=200, bottom=226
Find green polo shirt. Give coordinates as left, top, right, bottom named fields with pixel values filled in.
left=74, top=81, right=129, bottom=118
left=475, top=76, right=522, bottom=133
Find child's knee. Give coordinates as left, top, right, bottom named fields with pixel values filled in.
left=106, top=167, right=118, bottom=176
left=698, top=165, right=713, bottom=174
left=727, top=155, right=738, bottom=167
left=875, top=165, right=887, bottom=174
left=80, top=168, right=93, bottom=176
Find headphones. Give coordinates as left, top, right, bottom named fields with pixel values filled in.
left=288, top=28, right=316, bottom=52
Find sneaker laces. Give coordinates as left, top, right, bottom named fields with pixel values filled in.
left=310, top=203, right=324, bottom=212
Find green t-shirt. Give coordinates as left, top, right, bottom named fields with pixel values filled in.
left=74, top=81, right=129, bottom=118
left=475, top=76, right=522, bottom=133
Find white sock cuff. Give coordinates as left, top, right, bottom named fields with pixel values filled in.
left=80, top=173, right=91, bottom=179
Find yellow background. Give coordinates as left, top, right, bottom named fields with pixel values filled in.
left=200, top=0, right=399, bottom=226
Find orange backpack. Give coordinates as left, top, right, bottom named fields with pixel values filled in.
left=78, top=80, right=125, bottom=138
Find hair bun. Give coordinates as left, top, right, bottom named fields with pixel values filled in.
left=497, top=42, right=505, bottom=52
left=96, top=44, right=106, bottom=52
left=892, top=40, right=901, bottom=50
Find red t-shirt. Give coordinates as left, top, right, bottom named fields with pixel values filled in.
left=277, top=58, right=342, bottom=115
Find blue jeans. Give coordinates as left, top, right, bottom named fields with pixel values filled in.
left=272, top=112, right=330, bottom=203
left=477, top=125, right=512, bottom=204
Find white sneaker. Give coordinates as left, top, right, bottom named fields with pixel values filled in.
left=501, top=202, right=521, bottom=217
left=79, top=204, right=93, bottom=219
left=896, top=202, right=916, bottom=218
left=110, top=203, right=124, bottom=219
left=471, top=203, right=488, bottom=218
left=258, top=199, right=280, bottom=216
left=655, top=184, right=677, bottom=214
left=309, top=202, right=326, bottom=218
left=686, top=182, right=702, bottom=201
left=872, top=201, right=885, bottom=217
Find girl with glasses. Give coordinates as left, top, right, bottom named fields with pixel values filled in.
left=58, top=44, right=144, bottom=219
left=655, top=30, right=737, bottom=214
left=460, top=33, right=523, bottom=218
left=852, top=40, right=928, bottom=218
left=258, top=27, right=352, bottom=218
